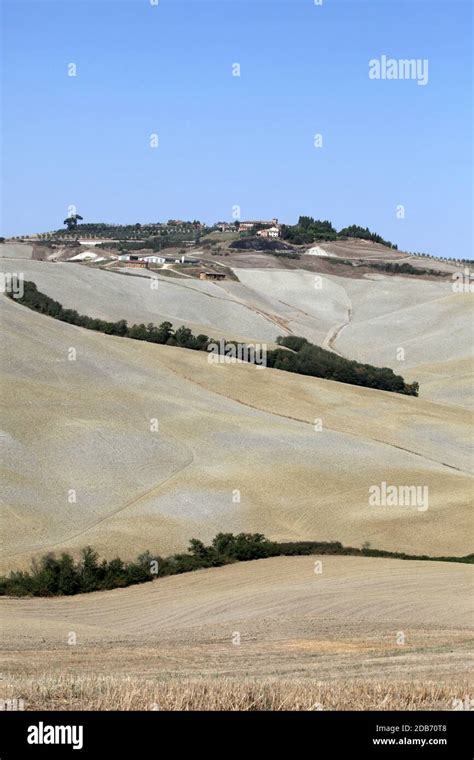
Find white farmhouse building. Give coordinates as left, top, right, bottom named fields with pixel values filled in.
left=256, top=226, right=280, bottom=239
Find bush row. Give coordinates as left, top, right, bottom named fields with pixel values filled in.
left=10, top=281, right=418, bottom=395
left=338, top=260, right=447, bottom=277
left=273, top=336, right=418, bottom=396
left=1, top=533, right=471, bottom=597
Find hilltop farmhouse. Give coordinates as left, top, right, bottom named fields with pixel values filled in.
left=257, top=225, right=280, bottom=239
left=239, top=218, right=279, bottom=232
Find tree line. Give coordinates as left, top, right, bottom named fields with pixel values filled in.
left=271, top=336, right=418, bottom=396
left=9, top=281, right=419, bottom=395
left=337, top=260, right=448, bottom=278
left=367, top=261, right=446, bottom=277
left=1, top=532, right=471, bottom=597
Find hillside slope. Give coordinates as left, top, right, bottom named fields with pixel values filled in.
left=2, top=255, right=471, bottom=408
left=1, top=295, right=472, bottom=569
left=2, top=556, right=472, bottom=690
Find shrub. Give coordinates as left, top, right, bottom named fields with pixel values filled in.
left=0, top=534, right=471, bottom=597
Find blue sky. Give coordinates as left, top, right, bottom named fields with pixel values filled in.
left=1, top=0, right=472, bottom=257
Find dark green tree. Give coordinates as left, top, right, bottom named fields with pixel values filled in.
left=80, top=547, right=100, bottom=593
left=57, top=553, right=80, bottom=595
left=63, top=214, right=83, bottom=230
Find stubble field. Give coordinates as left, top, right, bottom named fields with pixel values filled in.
left=1, top=244, right=472, bottom=710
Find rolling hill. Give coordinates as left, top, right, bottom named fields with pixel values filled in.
left=1, top=556, right=472, bottom=709
left=1, top=290, right=472, bottom=569
left=1, top=239, right=472, bottom=712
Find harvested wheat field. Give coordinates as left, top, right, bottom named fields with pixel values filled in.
left=2, top=253, right=472, bottom=407
left=0, top=258, right=281, bottom=344
left=1, top=294, right=473, bottom=568
left=234, top=269, right=474, bottom=407
left=1, top=247, right=472, bottom=712
left=3, top=675, right=468, bottom=711
left=1, top=556, right=472, bottom=710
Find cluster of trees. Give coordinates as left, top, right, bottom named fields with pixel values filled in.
left=279, top=217, right=397, bottom=248
left=0, top=548, right=153, bottom=597
left=230, top=238, right=300, bottom=257
left=281, top=218, right=338, bottom=245
left=369, top=261, right=446, bottom=277
left=269, top=336, right=419, bottom=396
left=337, top=224, right=397, bottom=248
left=12, top=281, right=418, bottom=395
left=2, top=532, right=470, bottom=597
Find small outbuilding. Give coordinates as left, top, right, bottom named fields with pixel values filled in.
left=199, top=271, right=226, bottom=281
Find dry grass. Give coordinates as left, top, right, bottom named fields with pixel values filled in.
left=3, top=556, right=472, bottom=638
left=1, top=673, right=468, bottom=711
left=3, top=558, right=471, bottom=712
left=1, top=295, right=472, bottom=571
